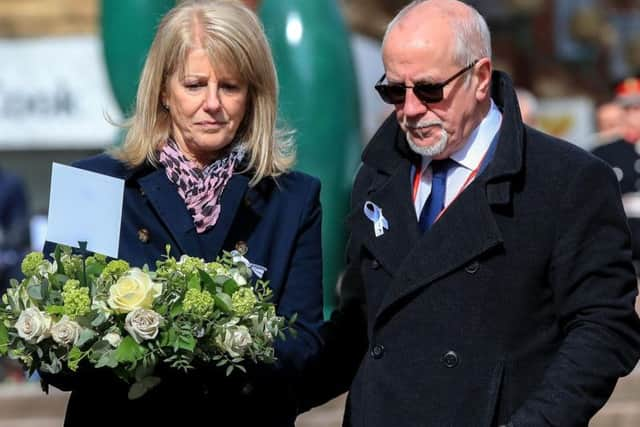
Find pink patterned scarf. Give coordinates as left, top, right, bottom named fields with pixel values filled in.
left=158, top=139, right=245, bottom=233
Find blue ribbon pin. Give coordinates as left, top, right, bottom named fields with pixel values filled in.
left=230, top=250, right=268, bottom=278
left=363, top=201, right=389, bottom=237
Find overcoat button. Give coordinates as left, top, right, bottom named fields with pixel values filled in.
left=371, top=259, right=380, bottom=269
left=235, top=241, right=248, bottom=255
left=370, top=344, right=385, bottom=359
left=243, top=195, right=251, bottom=207
left=241, top=382, right=254, bottom=396
left=465, top=261, right=480, bottom=274
left=137, top=228, right=150, bottom=243
left=442, top=350, right=459, bottom=368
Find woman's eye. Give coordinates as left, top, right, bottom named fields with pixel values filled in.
left=219, top=82, right=240, bottom=92
left=184, top=81, right=205, bottom=91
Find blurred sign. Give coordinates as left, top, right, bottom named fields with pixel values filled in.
left=536, top=97, right=596, bottom=151
left=0, top=36, right=121, bottom=149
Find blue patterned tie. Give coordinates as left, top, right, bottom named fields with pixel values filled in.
left=419, top=159, right=454, bottom=231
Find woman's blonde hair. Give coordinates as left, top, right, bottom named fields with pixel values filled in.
left=112, top=0, right=294, bottom=185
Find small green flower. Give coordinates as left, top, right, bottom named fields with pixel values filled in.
left=21, top=252, right=44, bottom=277
left=231, top=288, right=257, bottom=317
left=177, top=256, right=205, bottom=276
left=62, top=279, right=91, bottom=319
left=183, top=288, right=214, bottom=318
left=100, top=260, right=130, bottom=280
left=85, top=253, right=107, bottom=268
left=60, top=254, right=84, bottom=278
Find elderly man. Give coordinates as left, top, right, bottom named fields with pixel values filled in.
left=302, top=1, right=640, bottom=426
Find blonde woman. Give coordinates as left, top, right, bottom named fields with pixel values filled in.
left=42, top=1, right=323, bottom=425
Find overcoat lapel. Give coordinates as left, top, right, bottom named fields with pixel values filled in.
left=197, top=174, right=249, bottom=259
left=376, top=179, right=503, bottom=318
left=137, top=169, right=203, bottom=258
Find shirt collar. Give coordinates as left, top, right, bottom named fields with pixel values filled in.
left=421, top=99, right=502, bottom=172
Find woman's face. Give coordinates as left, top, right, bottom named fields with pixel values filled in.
left=163, top=48, right=249, bottom=166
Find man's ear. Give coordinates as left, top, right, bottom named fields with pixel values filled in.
left=474, top=58, right=492, bottom=102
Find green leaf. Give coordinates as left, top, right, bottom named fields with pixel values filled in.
left=115, top=336, right=146, bottom=363
left=27, top=284, right=43, bottom=300
left=45, top=305, right=66, bottom=315
left=54, top=245, right=65, bottom=275
left=67, top=347, right=84, bottom=372
left=0, top=322, right=8, bottom=356
left=187, top=274, right=200, bottom=291
left=177, top=334, right=196, bottom=352
left=91, top=312, right=107, bottom=327
left=95, top=350, right=118, bottom=369
left=76, top=329, right=97, bottom=347
left=169, top=302, right=183, bottom=318
left=222, top=279, right=239, bottom=295
left=214, top=293, right=233, bottom=313
left=128, top=376, right=162, bottom=400
left=198, top=269, right=216, bottom=294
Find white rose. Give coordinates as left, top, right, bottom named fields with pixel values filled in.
left=217, top=321, right=253, bottom=358
left=15, top=307, right=52, bottom=344
left=107, top=268, right=163, bottom=313
left=125, top=308, right=163, bottom=344
left=103, top=332, right=122, bottom=348
left=51, top=316, right=82, bottom=346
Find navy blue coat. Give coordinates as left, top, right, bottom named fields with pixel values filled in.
left=304, top=72, right=640, bottom=427
left=43, top=154, right=324, bottom=426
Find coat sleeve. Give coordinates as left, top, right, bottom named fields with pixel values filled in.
left=509, top=158, right=640, bottom=426
left=296, top=167, right=371, bottom=412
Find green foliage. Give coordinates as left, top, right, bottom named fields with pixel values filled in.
left=0, top=243, right=295, bottom=401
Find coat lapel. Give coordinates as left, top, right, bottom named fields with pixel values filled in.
left=349, top=114, right=422, bottom=275
left=376, top=179, right=504, bottom=318
left=197, top=173, right=249, bottom=259
left=137, top=169, right=203, bottom=258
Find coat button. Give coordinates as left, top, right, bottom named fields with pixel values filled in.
left=235, top=241, right=248, bottom=255
left=243, top=195, right=252, bottom=207
left=137, top=228, right=150, bottom=243
left=371, top=259, right=380, bottom=269
left=465, top=261, right=480, bottom=274
left=241, top=382, right=254, bottom=396
left=370, top=344, right=385, bottom=359
left=442, top=350, right=459, bottom=368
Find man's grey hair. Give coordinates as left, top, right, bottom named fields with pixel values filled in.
left=382, top=0, right=492, bottom=70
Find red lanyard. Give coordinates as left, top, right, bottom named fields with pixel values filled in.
left=412, top=151, right=490, bottom=215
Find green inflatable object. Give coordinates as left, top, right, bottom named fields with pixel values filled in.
left=101, top=0, right=175, bottom=116
left=260, top=1, right=362, bottom=317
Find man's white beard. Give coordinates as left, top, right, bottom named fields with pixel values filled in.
left=406, top=126, right=449, bottom=157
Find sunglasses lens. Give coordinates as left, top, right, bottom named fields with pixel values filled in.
left=376, top=85, right=406, bottom=104
left=414, top=85, right=443, bottom=103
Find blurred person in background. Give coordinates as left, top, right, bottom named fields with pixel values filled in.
left=515, top=86, right=539, bottom=128
left=301, top=1, right=640, bottom=425
left=41, top=1, right=323, bottom=425
left=592, top=76, right=640, bottom=273
left=0, top=168, right=30, bottom=293
left=595, top=100, right=626, bottom=144
left=0, top=168, right=30, bottom=383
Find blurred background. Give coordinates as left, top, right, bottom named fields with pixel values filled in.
left=0, top=0, right=639, bottom=426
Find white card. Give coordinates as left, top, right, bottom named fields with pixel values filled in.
left=46, top=162, right=124, bottom=258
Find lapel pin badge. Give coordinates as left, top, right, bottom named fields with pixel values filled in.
left=364, top=201, right=389, bottom=237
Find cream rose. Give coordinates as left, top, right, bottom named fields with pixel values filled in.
left=217, top=321, right=253, bottom=358
left=51, top=316, right=82, bottom=346
left=15, top=307, right=52, bottom=344
left=107, top=268, right=162, bottom=313
left=103, top=332, right=122, bottom=348
left=125, top=308, right=163, bottom=344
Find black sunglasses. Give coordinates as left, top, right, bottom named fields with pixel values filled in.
left=375, top=59, right=479, bottom=105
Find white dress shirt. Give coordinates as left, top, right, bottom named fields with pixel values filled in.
left=413, top=100, right=503, bottom=218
